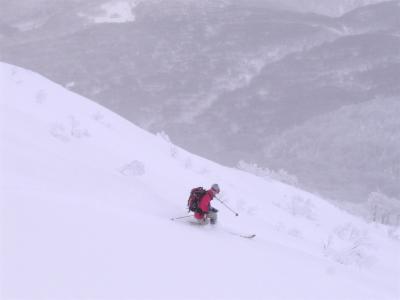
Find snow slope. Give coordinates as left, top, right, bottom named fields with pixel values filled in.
left=1, top=62, right=399, bottom=300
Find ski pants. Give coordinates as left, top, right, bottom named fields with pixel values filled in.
left=198, top=213, right=217, bottom=225
left=196, top=208, right=218, bottom=225
left=207, top=211, right=218, bottom=224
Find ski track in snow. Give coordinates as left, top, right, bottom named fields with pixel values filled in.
left=1, top=62, right=399, bottom=300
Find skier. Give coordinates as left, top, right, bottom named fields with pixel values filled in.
left=194, top=183, right=220, bottom=224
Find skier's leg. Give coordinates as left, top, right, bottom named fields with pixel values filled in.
left=196, top=213, right=208, bottom=225
left=208, top=211, right=218, bottom=225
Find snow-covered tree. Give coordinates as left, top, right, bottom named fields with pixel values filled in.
left=366, top=192, right=400, bottom=226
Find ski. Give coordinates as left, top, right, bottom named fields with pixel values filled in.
left=227, top=231, right=256, bottom=239
left=170, top=216, right=256, bottom=239
left=170, top=215, right=193, bottom=221
left=239, top=234, right=256, bottom=239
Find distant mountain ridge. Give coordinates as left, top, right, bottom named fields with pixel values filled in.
left=271, top=0, right=391, bottom=16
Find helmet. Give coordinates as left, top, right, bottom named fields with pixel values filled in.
left=211, top=184, right=220, bottom=193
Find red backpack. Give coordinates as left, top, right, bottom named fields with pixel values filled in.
left=187, top=187, right=207, bottom=213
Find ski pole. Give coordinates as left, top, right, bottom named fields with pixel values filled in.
left=214, top=196, right=239, bottom=216
left=170, top=215, right=193, bottom=221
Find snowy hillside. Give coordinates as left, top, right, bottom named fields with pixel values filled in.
left=1, top=62, right=399, bottom=300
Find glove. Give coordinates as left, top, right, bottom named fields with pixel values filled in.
left=210, top=207, right=218, bottom=213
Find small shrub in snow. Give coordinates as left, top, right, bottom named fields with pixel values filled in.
left=50, top=117, right=90, bottom=141
left=274, top=195, right=315, bottom=220
left=69, top=116, right=90, bottom=138
left=388, top=227, right=400, bottom=242
left=288, top=228, right=302, bottom=238
left=365, top=192, right=400, bottom=226
left=197, top=167, right=210, bottom=175
left=170, top=144, right=179, bottom=158
left=237, top=160, right=272, bottom=178
left=70, top=126, right=90, bottom=138
left=11, top=67, right=18, bottom=77
left=65, top=82, right=75, bottom=89
left=156, top=131, right=179, bottom=158
left=289, top=196, right=315, bottom=220
left=119, top=160, right=145, bottom=177
left=156, top=131, right=171, bottom=143
left=92, top=112, right=111, bottom=128
left=276, top=169, right=299, bottom=186
left=35, top=90, right=47, bottom=104
left=184, top=158, right=192, bottom=169
left=92, top=112, right=103, bottom=122
left=237, top=160, right=299, bottom=186
left=323, top=223, right=373, bottom=267
left=49, top=123, right=70, bottom=142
